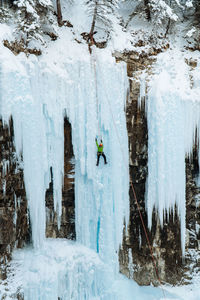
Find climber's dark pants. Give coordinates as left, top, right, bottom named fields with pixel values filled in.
left=96, top=152, right=107, bottom=166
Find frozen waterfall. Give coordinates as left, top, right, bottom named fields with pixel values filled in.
left=1, top=22, right=200, bottom=296
left=145, top=51, right=200, bottom=256
left=0, top=44, right=131, bottom=298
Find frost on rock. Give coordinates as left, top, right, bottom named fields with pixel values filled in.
left=145, top=51, right=200, bottom=256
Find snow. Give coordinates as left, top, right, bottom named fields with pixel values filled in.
left=186, top=27, right=196, bottom=38
left=145, top=50, right=200, bottom=256
left=185, top=0, right=193, bottom=8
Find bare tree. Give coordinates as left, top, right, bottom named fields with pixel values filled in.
left=88, top=0, right=98, bottom=42
left=56, top=0, right=63, bottom=26
left=144, top=0, right=151, bottom=21
left=85, top=0, right=118, bottom=51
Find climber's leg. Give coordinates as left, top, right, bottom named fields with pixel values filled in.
left=102, top=153, right=107, bottom=164
left=96, top=153, right=100, bottom=166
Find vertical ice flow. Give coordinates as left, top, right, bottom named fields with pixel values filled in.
left=74, top=51, right=129, bottom=271
left=146, top=52, right=200, bottom=256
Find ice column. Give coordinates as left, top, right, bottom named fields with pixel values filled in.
left=70, top=50, right=129, bottom=270
left=146, top=52, right=200, bottom=256
left=0, top=55, right=65, bottom=248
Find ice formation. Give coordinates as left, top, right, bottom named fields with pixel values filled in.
left=17, top=240, right=113, bottom=300
left=0, top=37, right=130, bottom=297
left=2, top=240, right=167, bottom=300
left=145, top=51, right=200, bottom=256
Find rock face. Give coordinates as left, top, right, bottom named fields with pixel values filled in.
left=0, top=118, right=29, bottom=281
left=45, top=117, right=75, bottom=240
left=0, top=117, right=75, bottom=281
left=118, top=52, right=200, bottom=286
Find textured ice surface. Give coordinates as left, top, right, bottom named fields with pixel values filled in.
left=146, top=51, right=200, bottom=256
left=0, top=239, right=171, bottom=300
left=2, top=239, right=200, bottom=300
left=17, top=240, right=111, bottom=300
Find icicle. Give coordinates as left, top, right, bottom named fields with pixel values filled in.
left=13, top=193, right=17, bottom=226
left=2, top=159, right=9, bottom=176
left=2, top=179, right=6, bottom=196
left=146, top=51, right=200, bottom=257
left=138, top=71, right=146, bottom=110
left=128, top=248, right=134, bottom=279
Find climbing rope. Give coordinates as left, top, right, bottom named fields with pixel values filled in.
left=91, top=49, right=101, bottom=139
left=100, top=63, right=166, bottom=299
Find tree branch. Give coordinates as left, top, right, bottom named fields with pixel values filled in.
left=144, top=0, right=151, bottom=21
left=56, top=0, right=63, bottom=26
left=89, top=0, right=98, bottom=42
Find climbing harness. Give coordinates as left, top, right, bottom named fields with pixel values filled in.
left=101, top=69, right=167, bottom=299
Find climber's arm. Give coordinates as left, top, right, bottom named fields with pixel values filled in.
left=95, top=138, right=98, bottom=148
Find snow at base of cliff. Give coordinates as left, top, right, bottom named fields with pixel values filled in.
left=1, top=239, right=200, bottom=300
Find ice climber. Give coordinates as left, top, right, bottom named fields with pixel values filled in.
left=95, top=137, right=107, bottom=166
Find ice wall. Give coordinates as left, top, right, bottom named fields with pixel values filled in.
left=146, top=51, right=200, bottom=255
left=0, top=42, right=129, bottom=269
left=74, top=51, right=129, bottom=270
